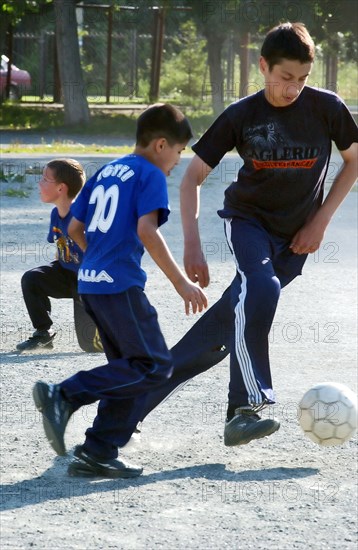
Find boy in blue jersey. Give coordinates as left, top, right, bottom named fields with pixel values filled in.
left=16, top=158, right=102, bottom=353
left=134, top=22, right=358, bottom=446
left=33, top=104, right=207, bottom=478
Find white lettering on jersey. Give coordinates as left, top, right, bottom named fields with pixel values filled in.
left=87, top=184, right=119, bottom=233
left=97, top=164, right=135, bottom=182
left=78, top=269, right=114, bottom=283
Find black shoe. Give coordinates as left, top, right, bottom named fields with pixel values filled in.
left=33, top=381, right=74, bottom=456
left=67, top=445, right=143, bottom=479
left=224, top=404, right=280, bottom=446
left=16, top=330, right=56, bottom=352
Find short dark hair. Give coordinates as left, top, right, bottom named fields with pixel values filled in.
left=136, top=103, right=193, bottom=147
left=261, top=22, right=315, bottom=70
left=47, top=158, right=85, bottom=199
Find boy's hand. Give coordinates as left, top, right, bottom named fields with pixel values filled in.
left=290, top=216, right=327, bottom=254
left=173, top=278, right=208, bottom=315
left=184, top=244, right=210, bottom=288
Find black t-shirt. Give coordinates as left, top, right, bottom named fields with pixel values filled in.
left=192, top=87, right=358, bottom=238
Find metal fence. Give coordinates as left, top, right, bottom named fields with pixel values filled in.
left=6, top=5, right=357, bottom=106
left=8, top=5, right=191, bottom=103
left=11, top=30, right=153, bottom=102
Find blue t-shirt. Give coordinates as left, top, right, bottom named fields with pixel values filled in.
left=71, top=154, right=170, bottom=294
left=47, top=208, right=83, bottom=272
left=193, top=87, right=358, bottom=238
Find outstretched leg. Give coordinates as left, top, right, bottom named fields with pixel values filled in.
left=139, top=282, right=236, bottom=420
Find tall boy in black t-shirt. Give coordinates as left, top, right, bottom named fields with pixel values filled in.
left=138, top=22, right=358, bottom=447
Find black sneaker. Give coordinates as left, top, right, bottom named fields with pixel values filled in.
left=67, top=445, right=143, bottom=479
left=224, top=404, right=280, bottom=446
left=16, top=330, right=56, bottom=352
left=33, top=381, right=74, bottom=456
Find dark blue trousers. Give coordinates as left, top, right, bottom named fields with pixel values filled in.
left=140, top=218, right=307, bottom=418
left=60, top=287, right=173, bottom=459
left=139, top=284, right=235, bottom=420
left=224, top=217, right=307, bottom=407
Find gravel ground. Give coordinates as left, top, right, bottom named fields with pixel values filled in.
left=0, top=151, right=357, bottom=549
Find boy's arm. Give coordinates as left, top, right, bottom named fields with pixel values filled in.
left=180, top=154, right=213, bottom=288
left=68, top=217, right=87, bottom=251
left=290, top=142, right=358, bottom=255
left=137, top=211, right=208, bottom=315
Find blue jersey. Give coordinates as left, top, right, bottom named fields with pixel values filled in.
left=47, top=208, right=83, bottom=272
left=71, top=154, right=170, bottom=294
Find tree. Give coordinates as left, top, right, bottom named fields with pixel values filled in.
left=160, top=20, right=207, bottom=107
left=190, top=2, right=227, bottom=115
left=1, top=0, right=90, bottom=125
left=0, top=0, right=51, bottom=99
left=176, top=1, right=278, bottom=113
left=53, top=0, right=89, bottom=125
left=308, top=0, right=358, bottom=92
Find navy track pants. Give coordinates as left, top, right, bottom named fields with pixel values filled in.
left=60, top=287, right=173, bottom=459
left=140, top=218, right=307, bottom=418
left=224, top=217, right=307, bottom=407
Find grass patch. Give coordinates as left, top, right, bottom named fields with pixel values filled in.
left=0, top=104, right=215, bottom=136
left=0, top=104, right=215, bottom=154
left=1, top=142, right=135, bottom=155
left=0, top=104, right=64, bottom=130
left=0, top=167, right=30, bottom=197
left=0, top=168, right=26, bottom=183
left=0, top=104, right=138, bottom=135
left=1, top=188, right=30, bottom=198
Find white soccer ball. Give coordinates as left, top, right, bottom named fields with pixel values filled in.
left=298, top=382, right=357, bottom=446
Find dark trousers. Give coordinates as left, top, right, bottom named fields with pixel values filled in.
left=21, top=261, right=101, bottom=352
left=140, top=284, right=234, bottom=420
left=60, top=288, right=173, bottom=459
left=21, top=261, right=78, bottom=331
left=140, top=220, right=308, bottom=419
left=224, top=217, right=307, bottom=407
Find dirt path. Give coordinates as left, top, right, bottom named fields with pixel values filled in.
left=0, top=154, right=357, bottom=549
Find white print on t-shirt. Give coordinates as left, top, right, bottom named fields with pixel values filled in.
left=78, top=268, right=114, bottom=283
left=87, top=184, right=119, bottom=233
left=97, top=163, right=135, bottom=182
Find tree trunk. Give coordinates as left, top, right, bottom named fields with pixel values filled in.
left=149, top=8, right=165, bottom=103
left=226, top=33, right=235, bottom=102
left=325, top=53, right=338, bottom=94
left=238, top=32, right=250, bottom=99
left=325, top=32, right=339, bottom=94
left=53, top=36, right=61, bottom=103
left=329, top=54, right=338, bottom=94
left=5, top=23, right=13, bottom=100
left=53, top=0, right=90, bottom=125
left=206, top=36, right=224, bottom=115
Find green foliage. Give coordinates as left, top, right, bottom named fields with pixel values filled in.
left=1, top=0, right=51, bottom=20
left=160, top=20, right=208, bottom=107
left=0, top=103, right=138, bottom=136
left=0, top=165, right=28, bottom=197
left=304, top=0, right=358, bottom=62
left=0, top=165, right=25, bottom=181
left=0, top=104, right=64, bottom=129
left=0, top=102, right=217, bottom=151
left=1, top=188, right=29, bottom=197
